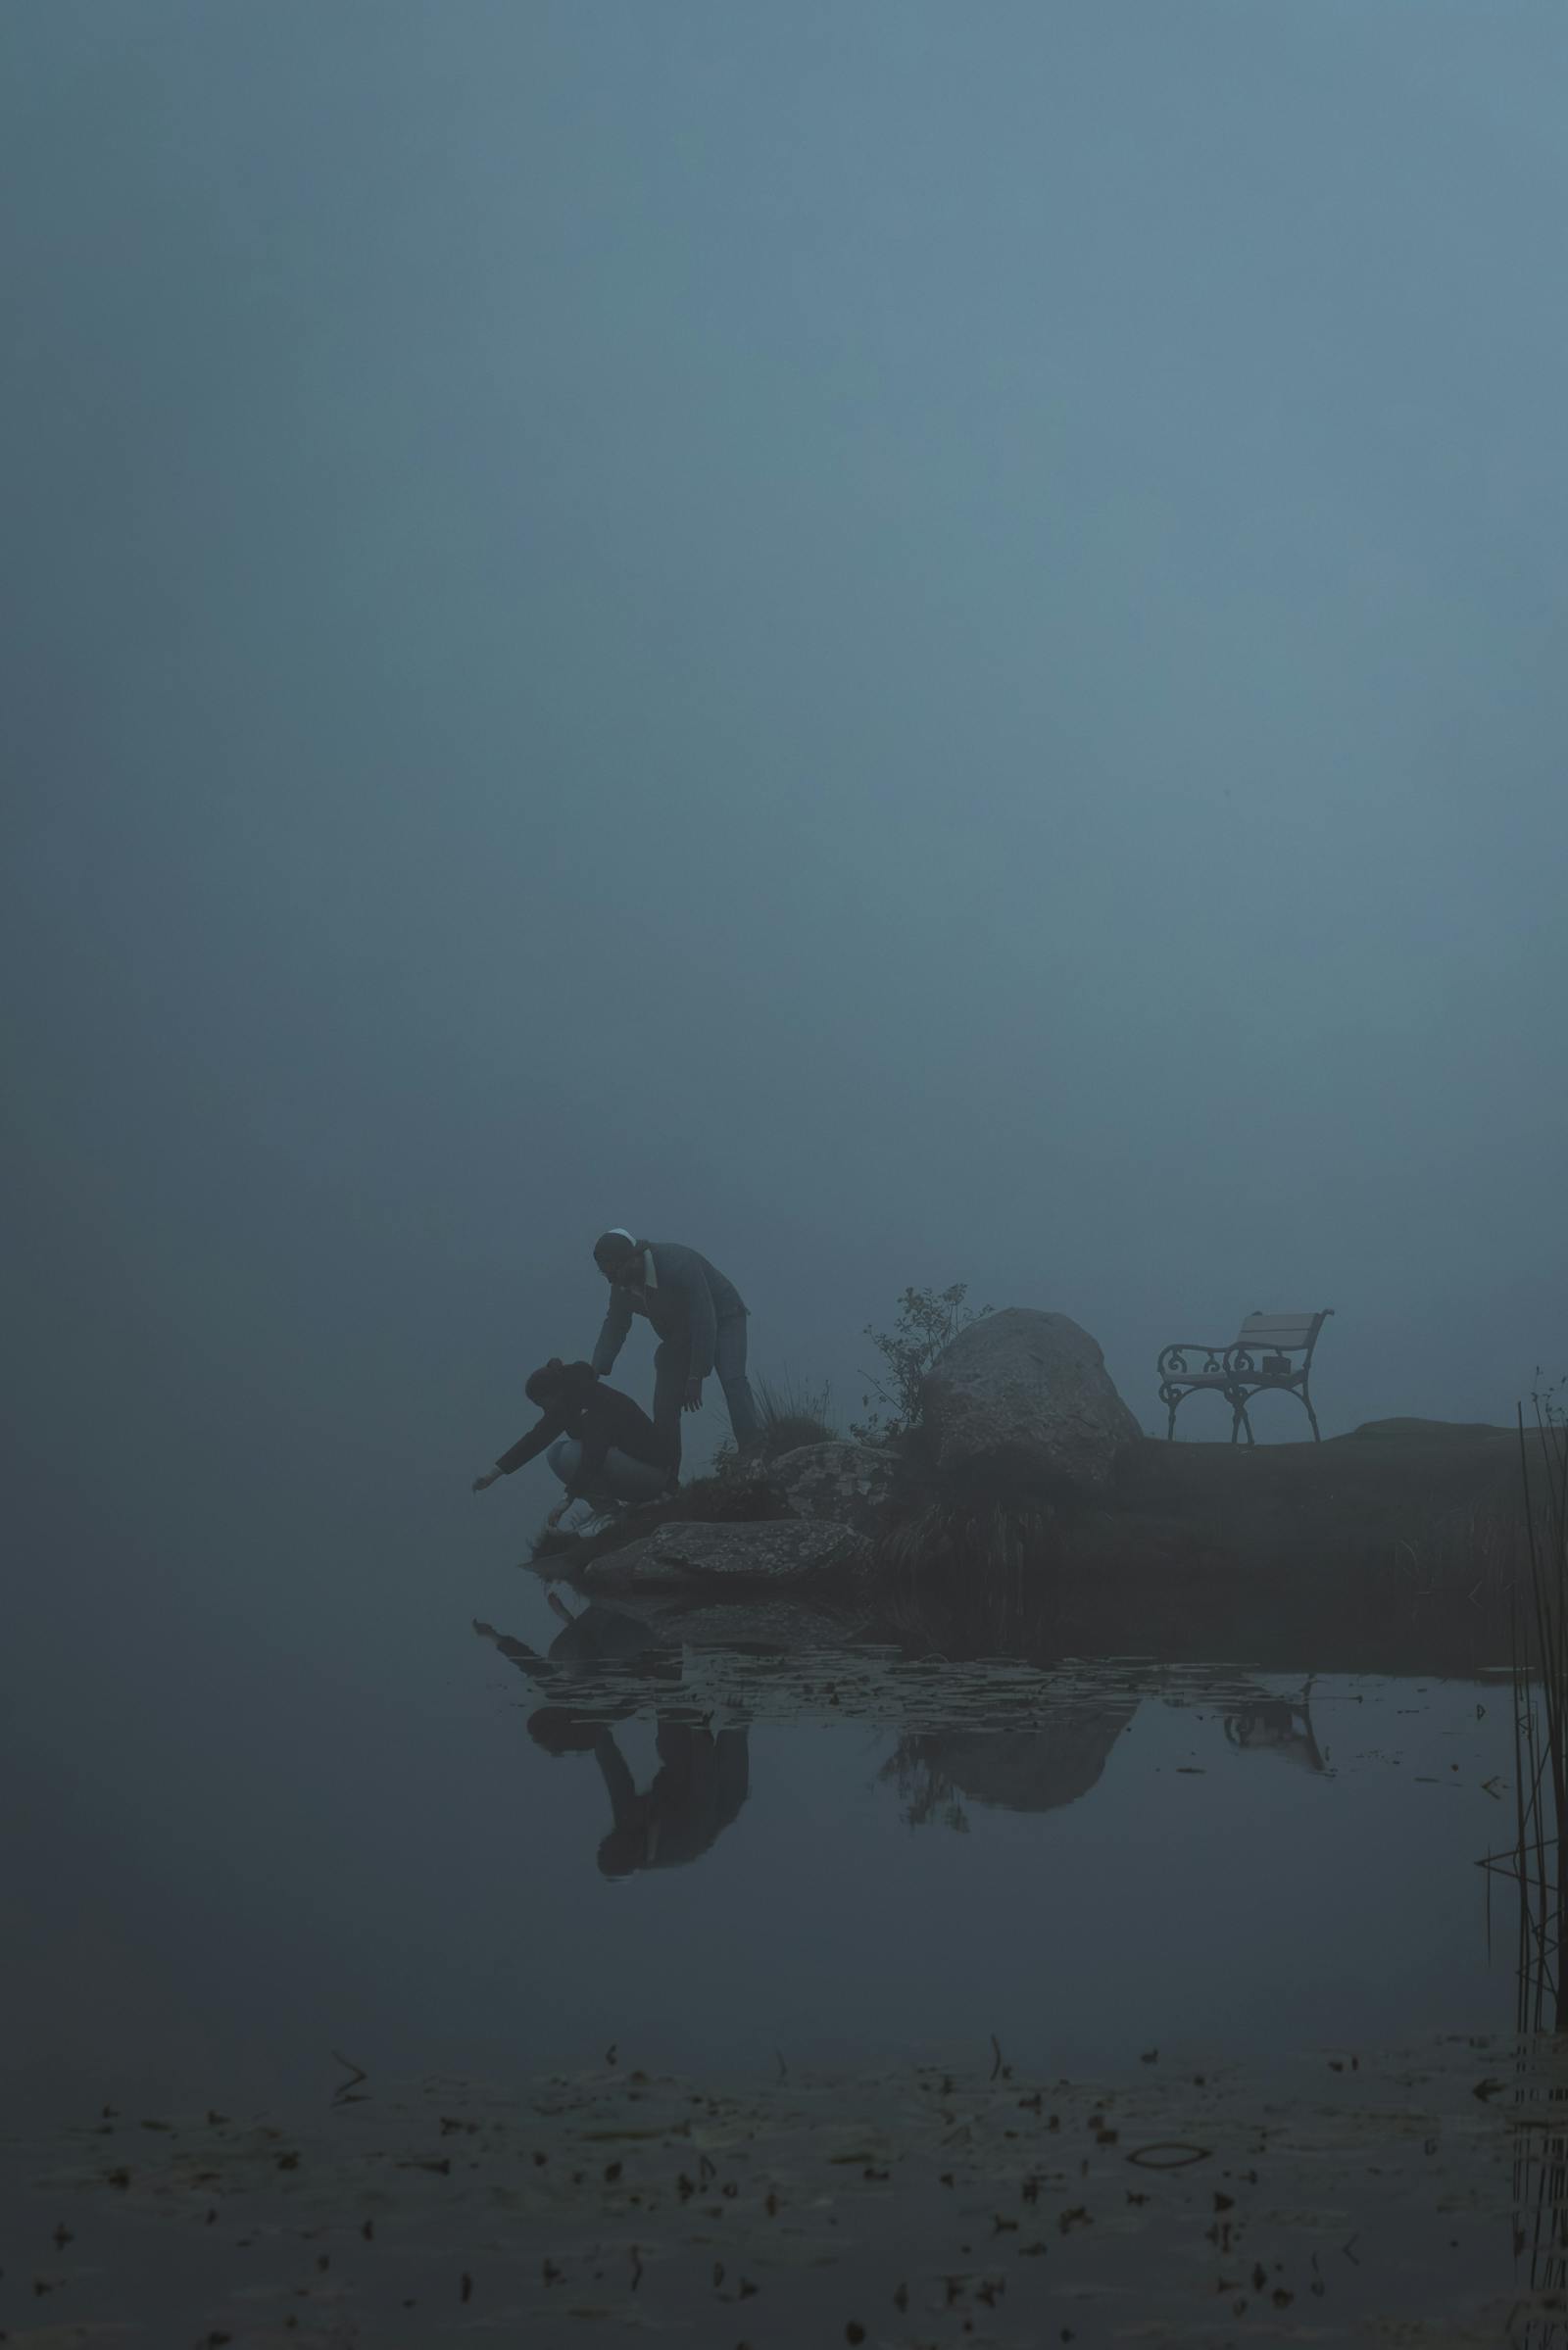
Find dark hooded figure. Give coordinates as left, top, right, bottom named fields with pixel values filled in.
left=590, top=1229, right=760, bottom=1464
left=472, top=1358, right=676, bottom=1522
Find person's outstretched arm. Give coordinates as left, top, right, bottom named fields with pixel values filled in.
left=591, top=1288, right=633, bottom=1377
left=471, top=1412, right=564, bottom=1493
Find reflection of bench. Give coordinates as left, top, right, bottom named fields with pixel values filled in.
left=1156, top=1310, right=1334, bottom=1444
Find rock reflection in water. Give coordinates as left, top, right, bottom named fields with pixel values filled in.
left=477, top=1596, right=1344, bottom=1868
left=885, top=1676, right=1328, bottom=1829
left=882, top=1708, right=1135, bottom=1829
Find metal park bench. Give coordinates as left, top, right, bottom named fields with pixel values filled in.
left=1155, top=1309, right=1334, bottom=1444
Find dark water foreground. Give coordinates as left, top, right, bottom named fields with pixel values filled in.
left=4, top=1550, right=1557, bottom=2343
left=7, top=2032, right=1567, bottom=2345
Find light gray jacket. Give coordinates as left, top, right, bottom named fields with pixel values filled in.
left=591, top=1241, right=747, bottom=1384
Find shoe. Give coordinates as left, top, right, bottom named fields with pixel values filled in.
left=566, top=1496, right=622, bottom=1534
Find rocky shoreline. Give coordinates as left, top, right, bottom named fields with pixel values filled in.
left=535, top=1304, right=1536, bottom=1632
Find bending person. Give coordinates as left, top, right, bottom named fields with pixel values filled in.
left=472, top=1357, right=675, bottom=1525
left=590, top=1229, right=760, bottom=1462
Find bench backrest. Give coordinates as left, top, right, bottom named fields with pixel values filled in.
left=1233, top=1310, right=1329, bottom=1356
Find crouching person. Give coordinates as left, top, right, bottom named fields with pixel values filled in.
left=472, top=1358, right=676, bottom=1526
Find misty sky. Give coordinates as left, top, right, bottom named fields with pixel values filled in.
left=6, top=0, right=1567, bottom=1544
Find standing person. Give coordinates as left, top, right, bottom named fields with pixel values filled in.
left=471, top=1357, right=676, bottom=1525
left=590, top=1230, right=760, bottom=1462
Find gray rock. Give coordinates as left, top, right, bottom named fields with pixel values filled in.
left=769, top=1440, right=900, bottom=1537
left=578, top=1516, right=871, bottom=1593
left=920, top=1306, right=1141, bottom=1493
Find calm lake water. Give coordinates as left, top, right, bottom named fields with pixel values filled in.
left=5, top=1506, right=1520, bottom=2130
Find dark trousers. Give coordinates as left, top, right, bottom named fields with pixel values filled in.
left=654, top=1314, right=760, bottom=1464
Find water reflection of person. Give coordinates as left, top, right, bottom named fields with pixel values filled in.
left=475, top=1606, right=750, bottom=1875
left=476, top=1593, right=675, bottom=1685
left=587, top=1720, right=750, bottom=1878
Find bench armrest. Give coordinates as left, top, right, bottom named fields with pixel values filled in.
left=1156, top=1343, right=1230, bottom=1378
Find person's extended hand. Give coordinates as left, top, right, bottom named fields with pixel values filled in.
left=472, top=1467, right=501, bottom=1493
left=683, top=1379, right=704, bottom=1412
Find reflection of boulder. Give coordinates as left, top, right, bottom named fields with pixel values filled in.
left=921, top=1309, right=1141, bottom=1494
left=882, top=1705, right=1135, bottom=1828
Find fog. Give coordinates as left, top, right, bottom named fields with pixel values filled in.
left=8, top=0, right=1566, bottom=1512
left=3, top=2, right=1566, bottom=2133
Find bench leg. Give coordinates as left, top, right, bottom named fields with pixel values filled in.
left=1300, top=1384, right=1321, bottom=1443
left=1229, top=1392, right=1255, bottom=1445
left=1163, top=1384, right=1195, bottom=1441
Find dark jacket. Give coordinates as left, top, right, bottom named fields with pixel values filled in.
left=590, top=1241, right=747, bottom=1384
left=495, top=1381, right=672, bottom=1491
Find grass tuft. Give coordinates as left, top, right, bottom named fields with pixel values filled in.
left=712, top=1371, right=840, bottom=1474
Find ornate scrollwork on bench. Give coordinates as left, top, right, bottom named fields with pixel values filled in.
left=1155, top=1312, right=1334, bottom=1445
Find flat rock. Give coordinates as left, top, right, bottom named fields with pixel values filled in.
left=770, top=1440, right=900, bottom=1536
left=578, top=1515, right=871, bottom=1592
left=921, top=1306, right=1142, bottom=1493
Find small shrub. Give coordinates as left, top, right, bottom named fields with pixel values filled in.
left=851, top=1283, right=992, bottom=1447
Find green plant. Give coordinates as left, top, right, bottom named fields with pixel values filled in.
left=850, top=1283, right=992, bottom=1446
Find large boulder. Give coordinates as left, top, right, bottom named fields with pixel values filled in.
left=770, top=1441, right=900, bottom=1537
left=578, top=1516, right=871, bottom=1593
left=920, top=1307, right=1141, bottom=1494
